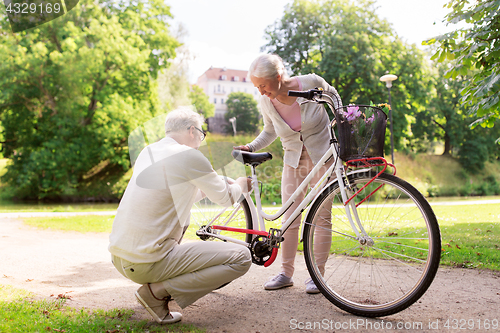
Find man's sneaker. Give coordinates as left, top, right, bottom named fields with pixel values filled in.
left=135, top=284, right=182, bottom=324
left=305, top=278, right=321, bottom=294
left=264, top=273, right=294, bottom=290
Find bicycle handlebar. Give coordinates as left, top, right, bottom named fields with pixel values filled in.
left=288, top=88, right=340, bottom=107
left=288, top=88, right=324, bottom=100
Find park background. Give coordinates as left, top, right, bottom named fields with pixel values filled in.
left=0, top=0, right=498, bottom=269
left=0, top=1, right=500, bottom=332
left=0, top=0, right=499, bottom=204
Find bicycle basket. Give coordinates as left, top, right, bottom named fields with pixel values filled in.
left=334, top=105, right=387, bottom=163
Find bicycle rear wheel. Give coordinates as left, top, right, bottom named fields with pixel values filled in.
left=190, top=196, right=254, bottom=244
left=303, top=172, right=441, bottom=317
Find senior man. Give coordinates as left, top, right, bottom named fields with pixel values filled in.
left=109, top=109, right=252, bottom=324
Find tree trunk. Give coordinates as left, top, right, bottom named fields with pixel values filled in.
left=442, top=133, right=451, bottom=156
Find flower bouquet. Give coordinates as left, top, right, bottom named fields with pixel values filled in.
left=334, top=104, right=388, bottom=163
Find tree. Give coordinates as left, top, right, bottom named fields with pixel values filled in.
left=411, top=59, right=500, bottom=170
left=157, top=58, right=191, bottom=112
left=189, top=85, right=215, bottom=119
left=423, top=0, right=500, bottom=132
left=262, top=0, right=432, bottom=152
left=157, top=23, right=192, bottom=112
left=0, top=0, right=179, bottom=200
left=412, top=60, right=469, bottom=155
left=225, top=92, right=259, bottom=134
left=458, top=122, right=500, bottom=171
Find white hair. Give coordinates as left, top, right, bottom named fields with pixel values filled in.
left=248, top=54, right=289, bottom=80
left=164, top=108, right=204, bottom=135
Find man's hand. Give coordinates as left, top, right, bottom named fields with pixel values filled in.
left=235, top=177, right=252, bottom=193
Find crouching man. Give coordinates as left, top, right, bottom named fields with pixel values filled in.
left=109, top=109, right=252, bottom=324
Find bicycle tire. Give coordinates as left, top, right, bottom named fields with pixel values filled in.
left=191, top=196, right=254, bottom=244
left=303, top=172, right=441, bottom=317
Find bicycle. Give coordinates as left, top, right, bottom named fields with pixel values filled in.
left=192, top=88, right=441, bottom=317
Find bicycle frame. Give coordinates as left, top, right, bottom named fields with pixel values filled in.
left=195, top=90, right=440, bottom=317
left=198, top=92, right=382, bottom=249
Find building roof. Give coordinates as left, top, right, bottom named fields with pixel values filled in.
left=200, top=67, right=250, bottom=82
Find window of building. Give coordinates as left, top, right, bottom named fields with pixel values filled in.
left=214, top=98, right=217, bottom=104
left=221, top=99, right=224, bottom=104
left=220, top=75, right=227, bottom=80
left=233, top=76, right=239, bottom=81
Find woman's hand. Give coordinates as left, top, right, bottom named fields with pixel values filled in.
left=233, top=145, right=250, bottom=151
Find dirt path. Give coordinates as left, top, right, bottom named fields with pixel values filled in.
left=1, top=217, right=499, bottom=333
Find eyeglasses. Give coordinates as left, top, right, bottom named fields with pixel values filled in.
left=188, top=126, right=206, bottom=141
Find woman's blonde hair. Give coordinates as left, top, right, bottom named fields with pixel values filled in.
left=248, top=54, right=288, bottom=80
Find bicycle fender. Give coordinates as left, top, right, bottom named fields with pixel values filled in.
left=243, top=192, right=263, bottom=231
left=299, top=168, right=371, bottom=242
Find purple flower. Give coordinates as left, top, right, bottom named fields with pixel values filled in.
left=345, top=105, right=361, bottom=122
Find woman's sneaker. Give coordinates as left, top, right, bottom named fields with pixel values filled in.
left=264, top=273, right=294, bottom=290
left=305, top=278, right=321, bottom=294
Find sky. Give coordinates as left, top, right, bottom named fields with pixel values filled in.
left=167, top=0, right=456, bottom=83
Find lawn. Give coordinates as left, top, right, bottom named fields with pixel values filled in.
left=23, top=215, right=115, bottom=233
left=20, top=200, right=500, bottom=270
left=0, top=285, right=204, bottom=333
left=432, top=204, right=500, bottom=270
left=5, top=199, right=498, bottom=332
left=0, top=201, right=118, bottom=213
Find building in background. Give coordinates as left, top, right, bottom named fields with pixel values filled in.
left=196, top=67, right=259, bottom=133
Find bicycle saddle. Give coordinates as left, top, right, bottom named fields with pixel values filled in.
left=231, top=150, right=273, bottom=166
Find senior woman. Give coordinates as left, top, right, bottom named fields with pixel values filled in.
left=233, top=54, right=343, bottom=294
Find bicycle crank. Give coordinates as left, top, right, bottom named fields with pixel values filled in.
left=249, top=235, right=274, bottom=266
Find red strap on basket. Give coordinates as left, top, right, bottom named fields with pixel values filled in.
left=344, top=157, right=396, bottom=207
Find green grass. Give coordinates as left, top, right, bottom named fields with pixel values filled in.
left=20, top=201, right=500, bottom=270
left=395, top=152, right=500, bottom=197
left=23, top=215, right=115, bottom=233
left=0, top=285, right=204, bottom=333
left=319, top=202, right=500, bottom=270
left=0, top=201, right=118, bottom=213
left=433, top=204, right=500, bottom=270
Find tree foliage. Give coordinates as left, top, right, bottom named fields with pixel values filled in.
left=262, top=0, right=432, bottom=151
left=411, top=58, right=500, bottom=170
left=0, top=0, right=179, bottom=200
left=189, top=85, right=215, bottom=119
left=412, top=60, right=469, bottom=155
left=224, top=92, right=259, bottom=134
left=423, top=0, right=500, bottom=131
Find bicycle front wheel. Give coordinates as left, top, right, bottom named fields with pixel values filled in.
left=303, top=172, right=441, bottom=317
